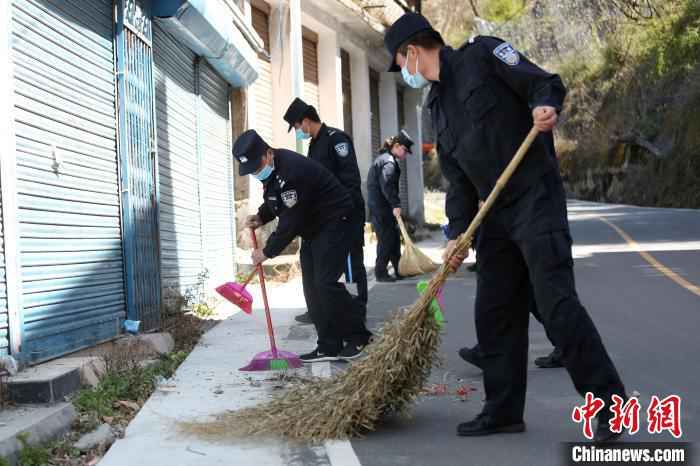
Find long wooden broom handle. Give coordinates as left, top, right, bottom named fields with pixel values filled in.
left=418, top=127, right=540, bottom=303
left=447, top=126, right=540, bottom=262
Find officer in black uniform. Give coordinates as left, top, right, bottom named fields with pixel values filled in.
left=283, top=98, right=368, bottom=320
left=460, top=288, right=564, bottom=369
left=384, top=13, right=626, bottom=442
left=366, top=130, right=414, bottom=282
left=234, top=130, right=372, bottom=362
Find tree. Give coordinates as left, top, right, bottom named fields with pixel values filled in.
left=469, top=0, right=480, bottom=17
left=600, top=0, right=664, bottom=20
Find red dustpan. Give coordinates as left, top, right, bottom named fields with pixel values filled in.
left=217, top=229, right=302, bottom=371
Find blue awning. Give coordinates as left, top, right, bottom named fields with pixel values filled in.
left=154, top=0, right=259, bottom=87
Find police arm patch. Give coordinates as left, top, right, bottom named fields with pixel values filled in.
left=493, top=42, right=520, bottom=66
left=334, top=142, right=350, bottom=157
left=281, top=190, right=298, bottom=208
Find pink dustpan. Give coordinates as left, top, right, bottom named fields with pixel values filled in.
left=216, top=269, right=256, bottom=315
left=235, top=229, right=303, bottom=371
left=240, top=350, right=303, bottom=371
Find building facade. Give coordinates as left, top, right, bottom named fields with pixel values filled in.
left=241, top=0, right=426, bottom=223
left=0, top=0, right=425, bottom=366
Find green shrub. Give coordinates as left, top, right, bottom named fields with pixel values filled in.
left=16, top=433, right=49, bottom=466
left=482, top=0, right=526, bottom=23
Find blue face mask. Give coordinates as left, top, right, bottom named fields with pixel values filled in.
left=401, top=54, right=429, bottom=89
left=253, top=163, right=274, bottom=182
left=295, top=128, right=311, bottom=140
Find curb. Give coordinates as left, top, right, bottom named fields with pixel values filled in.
left=0, top=403, right=76, bottom=465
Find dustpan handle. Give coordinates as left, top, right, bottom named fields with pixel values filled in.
left=251, top=229, right=278, bottom=356
left=241, top=268, right=258, bottom=287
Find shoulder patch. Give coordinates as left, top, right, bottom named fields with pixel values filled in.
left=334, top=142, right=350, bottom=158
left=281, top=190, right=297, bottom=208
left=493, top=42, right=520, bottom=66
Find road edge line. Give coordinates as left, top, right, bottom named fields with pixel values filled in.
left=598, top=216, right=700, bottom=297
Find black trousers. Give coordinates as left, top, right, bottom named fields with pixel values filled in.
left=474, top=170, right=626, bottom=422
left=300, top=217, right=372, bottom=353
left=371, top=215, right=401, bottom=277
left=345, top=243, right=368, bottom=320
left=473, top=281, right=558, bottom=350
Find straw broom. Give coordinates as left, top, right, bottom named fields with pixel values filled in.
left=182, top=127, right=540, bottom=442
left=396, top=214, right=439, bottom=276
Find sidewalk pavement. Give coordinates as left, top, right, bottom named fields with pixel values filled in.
left=99, top=233, right=452, bottom=466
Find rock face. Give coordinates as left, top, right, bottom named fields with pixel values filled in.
left=474, top=0, right=619, bottom=66
left=74, top=424, right=115, bottom=451
left=235, top=199, right=300, bottom=254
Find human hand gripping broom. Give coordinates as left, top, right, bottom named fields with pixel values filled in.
left=182, top=127, right=540, bottom=442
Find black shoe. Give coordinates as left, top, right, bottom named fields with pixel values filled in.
left=394, top=272, right=405, bottom=280
left=535, top=348, right=564, bottom=368
left=467, top=263, right=478, bottom=273
left=299, top=348, right=339, bottom=363
left=338, top=342, right=367, bottom=361
left=294, top=312, right=313, bottom=324
left=457, top=413, right=526, bottom=437
left=593, top=422, right=623, bottom=443
left=376, top=274, right=395, bottom=283
left=593, top=418, right=623, bottom=443
left=594, top=397, right=626, bottom=443
left=458, top=346, right=484, bottom=370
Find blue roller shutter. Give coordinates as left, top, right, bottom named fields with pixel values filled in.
left=10, top=0, right=124, bottom=363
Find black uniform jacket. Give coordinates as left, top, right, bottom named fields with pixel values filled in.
left=428, top=36, right=566, bottom=239
left=308, top=124, right=366, bottom=247
left=257, top=149, right=353, bottom=258
left=367, top=150, right=401, bottom=222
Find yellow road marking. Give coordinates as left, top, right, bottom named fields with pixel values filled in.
left=598, top=217, right=700, bottom=298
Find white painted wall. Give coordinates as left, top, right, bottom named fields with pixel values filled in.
left=378, top=73, right=398, bottom=145
left=402, top=88, right=426, bottom=224
left=268, top=1, right=297, bottom=152
left=347, top=48, right=372, bottom=186
left=302, top=11, right=341, bottom=129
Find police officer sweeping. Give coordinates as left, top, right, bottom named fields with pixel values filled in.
left=234, top=130, right=372, bottom=362
left=283, top=98, right=369, bottom=322
left=384, top=13, right=627, bottom=442
left=367, top=130, right=414, bottom=282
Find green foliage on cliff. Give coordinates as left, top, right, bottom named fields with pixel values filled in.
left=482, top=0, right=527, bottom=24
left=558, top=0, right=700, bottom=207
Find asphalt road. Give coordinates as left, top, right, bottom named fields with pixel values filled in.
left=352, top=201, right=700, bottom=466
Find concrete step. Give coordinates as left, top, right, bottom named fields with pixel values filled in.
left=7, top=357, right=103, bottom=404
left=6, top=333, right=175, bottom=405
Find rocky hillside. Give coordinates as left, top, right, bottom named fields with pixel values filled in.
left=473, top=0, right=619, bottom=66
left=426, top=0, right=699, bottom=208
left=553, top=0, right=700, bottom=208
